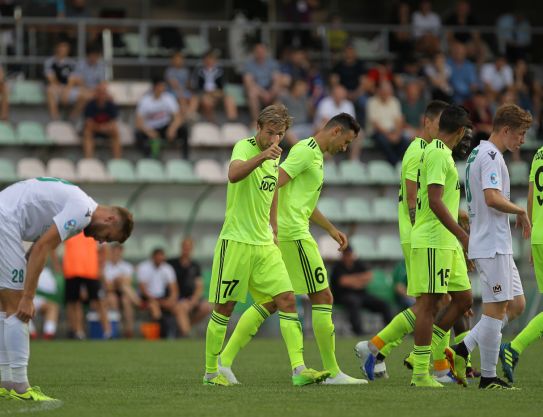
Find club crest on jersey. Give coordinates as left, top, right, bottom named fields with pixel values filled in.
left=493, top=284, right=502, bottom=294
left=488, top=151, right=497, bottom=160
left=490, top=172, right=498, bottom=185
left=64, top=219, right=77, bottom=231
left=259, top=175, right=277, bottom=192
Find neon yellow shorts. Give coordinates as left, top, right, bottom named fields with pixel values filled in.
left=532, top=244, right=543, bottom=293
left=402, top=242, right=411, bottom=282
left=408, top=245, right=471, bottom=297
left=208, top=239, right=293, bottom=305
left=278, top=238, right=328, bottom=295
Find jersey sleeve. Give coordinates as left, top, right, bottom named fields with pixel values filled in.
left=280, top=144, right=313, bottom=179
left=230, top=140, right=251, bottom=162
left=53, top=202, right=94, bottom=242
left=404, top=148, right=421, bottom=182
left=425, top=148, right=448, bottom=186
left=480, top=152, right=503, bottom=191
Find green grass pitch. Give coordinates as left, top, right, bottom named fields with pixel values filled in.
left=1, top=337, right=542, bottom=417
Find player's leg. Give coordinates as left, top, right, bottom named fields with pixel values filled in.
left=41, top=301, right=59, bottom=340
left=0, top=307, right=13, bottom=397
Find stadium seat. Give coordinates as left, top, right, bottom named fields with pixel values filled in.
left=343, top=197, right=372, bottom=222
left=141, top=234, right=172, bottom=257
left=366, top=269, right=395, bottom=304
left=107, top=82, right=132, bottom=106
left=224, top=84, right=247, bottom=107
left=107, top=159, right=136, bottom=182
left=165, top=159, right=198, bottom=182
left=324, top=162, right=342, bottom=184
left=372, top=197, right=398, bottom=221
left=190, top=122, right=222, bottom=147
left=16, top=121, right=50, bottom=145
left=0, top=159, right=17, bottom=181
left=118, top=121, right=135, bottom=146
left=0, top=122, right=17, bottom=145
left=122, top=237, right=144, bottom=260
left=76, top=159, right=110, bottom=182
left=510, top=161, right=529, bottom=185
left=121, top=33, right=141, bottom=56
left=10, top=80, right=45, bottom=104
left=195, top=235, right=219, bottom=260
left=317, top=234, right=342, bottom=261
left=377, top=235, right=403, bottom=260
left=183, top=34, right=210, bottom=57
left=198, top=200, right=226, bottom=221
left=368, top=160, right=398, bottom=185
left=317, top=197, right=343, bottom=222
left=194, top=159, right=226, bottom=183
left=167, top=198, right=193, bottom=222
left=350, top=234, right=378, bottom=260
left=47, top=158, right=77, bottom=181
left=17, top=158, right=46, bottom=179
left=130, top=82, right=152, bottom=102
left=136, top=159, right=166, bottom=182
left=46, top=121, right=79, bottom=146
left=221, top=123, right=250, bottom=146
left=137, top=199, right=168, bottom=221
left=339, top=160, right=369, bottom=184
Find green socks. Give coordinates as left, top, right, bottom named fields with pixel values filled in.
left=279, top=312, right=305, bottom=370
left=312, top=305, right=340, bottom=377
left=220, top=304, right=270, bottom=367
left=511, top=312, right=543, bottom=354
left=205, top=311, right=230, bottom=374
left=371, top=308, right=416, bottom=355
left=413, top=345, right=431, bottom=376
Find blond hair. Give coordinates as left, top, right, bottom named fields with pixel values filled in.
left=257, top=104, right=293, bottom=131
left=493, top=104, right=533, bottom=132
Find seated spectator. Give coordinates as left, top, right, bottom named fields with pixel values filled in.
left=388, top=2, right=415, bottom=66
left=424, top=52, right=453, bottom=102
left=29, top=267, right=59, bottom=340
left=189, top=49, right=237, bottom=122
left=496, top=12, right=531, bottom=63
left=279, top=79, right=314, bottom=145
left=464, top=89, right=493, bottom=144
left=411, top=0, right=441, bottom=56
left=401, top=81, right=426, bottom=139
left=164, top=51, right=191, bottom=112
left=392, top=261, right=414, bottom=311
left=135, top=77, right=189, bottom=159
left=83, top=82, right=121, bottom=159
left=513, top=59, right=541, bottom=121
left=280, top=48, right=310, bottom=90
left=367, top=81, right=409, bottom=166
left=480, top=55, right=513, bottom=99
left=137, top=248, right=187, bottom=338
left=444, top=0, right=483, bottom=60
left=44, top=40, right=85, bottom=120
left=447, top=41, right=478, bottom=104
left=330, top=246, right=393, bottom=336
left=0, top=66, right=8, bottom=120
left=167, top=238, right=211, bottom=337
left=104, top=243, right=140, bottom=338
left=243, top=43, right=282, bottom=125
left=327, top=13, right=349, bottom=55
left=72, top=45, right=106, bottom=91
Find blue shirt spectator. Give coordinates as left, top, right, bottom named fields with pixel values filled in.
left=447, top=42, right=478, bottom=104
left=243, top=44, right=280, bottom=89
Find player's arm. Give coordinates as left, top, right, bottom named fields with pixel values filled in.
left=270, top=188, right=278, bottom=241
left=228, top=142, right=281, bottom=183
left=310, top=208, right=348, bottom=251
left=405, top=178, right=417, bottom=225
left=278, top=167, right=292, bottom=187
left=484, top=190, right=530, bottom=239
left=528, top=181, right=534, bottom=225
left=16, top=225, right=62, bottom=322
left=428, top=184, right=469, bottom=250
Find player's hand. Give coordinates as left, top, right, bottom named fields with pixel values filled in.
left=466, top=258, right=476, bottom=272
left=15, top=296, right=35, bottom=323
left=459, top=232, right=469, bottom=252
left=516, top=211, right=531, bottom=240
left=330, top=228, right=348, bottom=251
left=458, top=209, right=470, bottom=233
left=464, top=308, right=474, bottom=317
left=261, top=137, right=282, bottom=161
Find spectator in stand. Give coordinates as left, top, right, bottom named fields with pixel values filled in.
left=366, top=59, right=395, bottom=89
left=392, top=260, right=414, bottom=311
left=464, top=89, right=493, bottom=144
left=444, top=0, right=482, bottom=60
left=137, top=248, right=188, bottom=338
left=388, top=2, right=414, bottom=66
left=367, top=81, right=409, bottom=166
left=480, top=55, right=513, bottom=99
left=496, top=12, right=532, bottom=63
left=82, top=82, right=121, bottom=159
left=164, top=51, right=191, bottom=114
left=411, top=0, right=441, bottom=56
left=242, top=43, right=282, bottom=125
left=104, top=243, right=140, bottom=338
left=0, top=66, right=8, bottom=120
left=167, top=238, right=211, bottom=337
left=514, top=59, right=541, bottom=123
left=401, top=81, right=426, bottom=139
left=63, top=232, right=111, bottom=340
left=44, top=40, right=85, bottom=120
left=279, top=78, right=314, bottom=145
left=135, top=77, right=189, bottom=159
left=330, top=246, right=393, bottom=336
left=327, top=13, right=349, bottom=55
left=66, top=0, right=90, bottom=18
left=447, top=41, right=479, bottom=104
left=424, top=52, right=453, bottom=102
left=279, top=48, right=310, bottom=90
left=72, top=45, right=106, bottom=91
left=29, top=267, right=59, bottom=340
left=189, top=49, right=237, bottom=123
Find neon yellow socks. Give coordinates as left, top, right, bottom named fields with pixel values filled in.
left=511, top=312, right=543, bottom=354
left=312, top=305, right=340, bottom=377
left=279, top=312, right=305, bottom=370
left=205, top=311, right=230, bottom=374
left=413, top=345, right=432, bottom=376
left=371, top=308, right=416, bottom=356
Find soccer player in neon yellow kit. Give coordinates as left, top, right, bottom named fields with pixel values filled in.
left=218, top=113, right=365, bottom=385
left=203, top=104, right=329, bottom=387
left=408, top=105, right=474, bottom=388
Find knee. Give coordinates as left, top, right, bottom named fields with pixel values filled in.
left=214, top=302, right=235, bottom=317
left=310, top=288, right=334, bottom=305
left=274, top=292, right=296, bottom=312
left=507, top=296, right=526, bottom=320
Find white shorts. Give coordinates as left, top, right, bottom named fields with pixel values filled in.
left=474, top=254, right=523, bottom=303
left=0, top=209, right=26, bottom=291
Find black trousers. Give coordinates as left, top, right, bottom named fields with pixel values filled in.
left=339, top=291, right=393, bottom=335
left=136, top=123, right=189, bottom=159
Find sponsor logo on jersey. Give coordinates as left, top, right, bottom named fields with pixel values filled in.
left=64, top=219, right=77, bottom=231
left=85, top=209, right=92, bottom=217
left=493, top=284, right=502, bottom=294
left=488, top=151, right=497, bottom=160
left=490, top=172, right=498, bottom=185
left=259, top=175, right=277, bottom=192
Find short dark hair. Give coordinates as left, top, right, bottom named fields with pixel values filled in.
left=424, top=100, right=449, bottom=121
left=113, top=206, right=134, bottom=244
left=86, top=45, right=101, bottom=55
left=438, top=105, right=472, bottom=134
left=151, top=76, right=165, bottom=87
left=324, top=113, right=361, bottom=135
left=152, top=248, right=165, bottom=257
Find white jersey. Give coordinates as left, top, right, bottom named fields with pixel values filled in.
left=0, top=178, right=98, bottom=242
left=466, top=140, right=512, bottom=258
left=104, top=260, right=134, bottom=282
left=137, top=260, right=176, bottom=298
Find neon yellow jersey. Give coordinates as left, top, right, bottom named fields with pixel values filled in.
left=219, top=137, right=278, bottom=245
left=411, top=139, right=461, bottom=250
left=278, top=137, right=324, bottom=241
left=398, top=137, right=428, bottom=244
left=529, top=147, right=543, bottom=244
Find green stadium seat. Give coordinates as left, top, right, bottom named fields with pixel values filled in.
left=137, top=199, right=168, bottom=221
left=195, top=235, right=219, bottom=260
left=377, top=235, right=403, bottom=260
left=11, top=80, right=45, bottom=104
left=137, top=159, right=166, bottom=182
left=123, top=237, right=144, bottom=260
left=0, top=159, right=17, bottom=181
left=343, top=197, right=372, bottom=222
left=199, top=200, right=226, bottom=222
left=372, top=197, right=398, bottom=221
left=16, top=121, right=50, bottom=145
left=141, top=235, right=172, bottom=257
left=224, top=84, right=247, bottom=107
left=324, top=162, right=342, bottom=184
left=510, top=161, right=529, bottom=185
left=350, top=234, right=378, bottom=260
left=339, top=160, right=369, bottom=184
left=167, top=198, right=193, bottom=222
left=318, top=197, right=343, bottom=222
left=368, top=161, right=398, bottom=185
left=165, top=159, right=198, bottom=182
left=108, top=159, right=136, bottom=182
left=183, top=34, right=210, bottom=57
left=0, top=122, right=17, bottom=145
left=366, top=269, right=395, bottom=304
